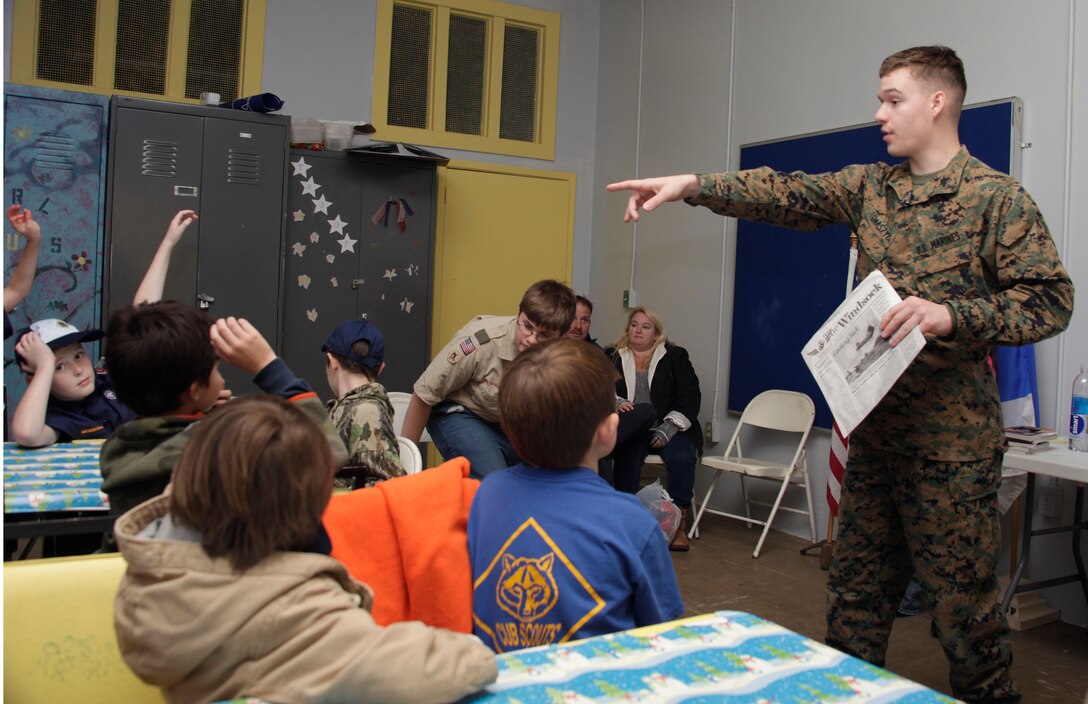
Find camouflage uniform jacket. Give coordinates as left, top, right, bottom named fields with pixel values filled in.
left=327, top=381, right=404, bottom=487
left=688, top=147, right=1074, bottom=460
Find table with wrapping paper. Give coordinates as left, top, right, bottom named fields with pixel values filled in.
left=464, top=611, right=957, bottom=703
left=4, top=441, right=114, bottom=554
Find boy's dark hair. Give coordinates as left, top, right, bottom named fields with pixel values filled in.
left=880, top=45, right=966, bottom=114
left=330, top=340, right=378, bottom=378
left=170, top=396, right=335, bottom=571
left=499, top=337, right=618, bottom=468
left=519, top=280, right=576, bottom=334
left=105, top=301, right=217, bottom=416
left=575, top=295, right=594, bottom=312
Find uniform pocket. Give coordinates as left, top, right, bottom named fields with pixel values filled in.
left=915, top=240, right=978, bottom=299
left=947, top=454, right=1001, bottom=503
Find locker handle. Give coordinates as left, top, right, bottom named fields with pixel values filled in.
left=351, top=279, right=365, bottom=290
left=174, top=185, right=199, bottom=197
left=197, top=293, right=215, bottom=310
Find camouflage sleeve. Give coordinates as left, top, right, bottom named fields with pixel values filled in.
left=685, top=166, right=869, bottom=231
left=292, top=393, right=350, bottom=468
left=946, top=187, right=1074, bottom=345
left=338, top=400, right=405, bottom=486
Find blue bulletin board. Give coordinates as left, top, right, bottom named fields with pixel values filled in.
left=728, top=98, right=1021, bottom=429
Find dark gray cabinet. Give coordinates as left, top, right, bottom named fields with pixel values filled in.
left=280, top=149, right=438, bottom=397
left=103, top=97, right=289, bottom=393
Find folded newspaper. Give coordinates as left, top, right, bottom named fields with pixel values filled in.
left=801, top=269, right=925, bottom=435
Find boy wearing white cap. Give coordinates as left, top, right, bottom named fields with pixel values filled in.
left=11, top=318, right=134, bottom=447
left=323, top=319, right=404, bottom=488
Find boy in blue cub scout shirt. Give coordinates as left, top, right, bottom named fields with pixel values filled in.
left=11, top=318, right=135, bottom=446
left=468, top=337, right=683, bottom=652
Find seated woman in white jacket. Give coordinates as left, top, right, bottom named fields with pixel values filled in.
left=113, top=395, right=496, bottom=704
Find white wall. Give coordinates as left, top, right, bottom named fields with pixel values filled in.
left=593, top=0, right=1087, bottom=626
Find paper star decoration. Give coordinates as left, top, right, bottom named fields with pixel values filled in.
left=293, top=209, right=305, bottom=222
left=330, top=277, right=338, bottom=287
left=299, top=177, right=320, bottom=196
left=400, top=298, right=415, bottom=314
left=306, top=308, right=318, bottom=322
left=326, top=254, right=336, bottom=264
left=337, top=233, right=358, bottom=253
left=298, top=274, right=311, bottom=289
left=312, top=195, right=332, bottom=215
left=292, top=242, right=306, bottom=257
left=309, top=232, right=320, bottom=243
left=291, top=157, right=311, bottom=177
left=327, top=214, right=348, bottom=235
left=383, top=268, right=398, bottom=281
left=404, top=264, right=420, bottom=276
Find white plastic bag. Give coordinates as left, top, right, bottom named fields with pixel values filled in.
left=635, top=479, right=681, bottom=542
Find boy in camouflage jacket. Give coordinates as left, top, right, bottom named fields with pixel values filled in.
left=323, top=319, right=405, bottom=488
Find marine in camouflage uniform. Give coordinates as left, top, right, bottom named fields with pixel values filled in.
left=686, top=146, right=1074, bottom=702
left=327, top=380, right=404, bottom=488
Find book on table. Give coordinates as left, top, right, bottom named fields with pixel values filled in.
left=1004, top=426, right=1058, bottom=444
left=1005, top=440, right=1050, bottom=454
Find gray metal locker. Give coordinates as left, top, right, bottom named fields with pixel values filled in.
left=280, top=148, right=439, bottom=397
left=103, top=97, right=288, bottom=394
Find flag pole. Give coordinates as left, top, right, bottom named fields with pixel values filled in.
left=800, top=232, right=858, bottom=570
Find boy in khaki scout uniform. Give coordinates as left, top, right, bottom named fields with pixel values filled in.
left=401, top=280, right=576, bottom=479
left=608, top=46, right=1074, bottom=704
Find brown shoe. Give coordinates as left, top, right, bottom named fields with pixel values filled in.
left=669, top=507, right=690, bottom=551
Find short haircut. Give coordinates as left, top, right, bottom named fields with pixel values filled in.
left=575, top=295, right=594, bottom=312
left=612, top=306, right=667, bottom=353
left=499, top=337, right=618, bottom=468
left=880, top=45, right=966, bottom=116
left=329, top=340, right=378, bottom=378
left=170, top=396, right=336, bottom=572
left=518, top=279, right=576, bottom=334
left=105, top=301, right=217, bottom=416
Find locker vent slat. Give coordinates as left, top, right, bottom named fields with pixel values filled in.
left=227, top=148, right=260, bottom=185
left=141, top=140, right=179, bottom=178
left=32, top=133, right=77, bottom=183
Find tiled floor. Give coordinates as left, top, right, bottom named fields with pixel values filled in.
left=673, top=516, right=1088, bottom=703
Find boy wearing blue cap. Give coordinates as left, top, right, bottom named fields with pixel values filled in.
left=11, top=318, right=135, bottom=447
left=323, top=319, right=404, bottom=488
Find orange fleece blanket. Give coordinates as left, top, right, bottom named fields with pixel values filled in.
left=323, top=457, right=479, bottom=633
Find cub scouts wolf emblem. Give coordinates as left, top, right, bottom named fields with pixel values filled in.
left=497, top=552, right=558, bottom=622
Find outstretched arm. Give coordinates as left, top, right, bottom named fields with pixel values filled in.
left=4, top=205, right=42, bottom=312
left=606, top=175, right=700, bottom=223
left=133, top=210, right=198, bottom=305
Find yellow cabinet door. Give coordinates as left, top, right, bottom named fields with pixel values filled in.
left=432, top=161, right=575, bottom=353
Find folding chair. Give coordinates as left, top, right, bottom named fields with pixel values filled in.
left=688, top=390, right=816, bottom=557
left=397, top=435, right=424, bottom=474
left=388, top=390, right=432, bottom=442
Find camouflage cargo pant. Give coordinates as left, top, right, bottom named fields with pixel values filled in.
left=826, top=442, right=1020, bottom=703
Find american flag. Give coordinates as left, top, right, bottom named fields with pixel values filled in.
left=828, top=240, right=858, bottom=520
left=827, top=421, right=848, bottom=517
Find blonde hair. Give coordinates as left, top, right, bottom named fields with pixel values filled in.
left=612, top=306, right=667, bottom=353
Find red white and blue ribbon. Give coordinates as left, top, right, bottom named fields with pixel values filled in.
left=371, top=198, right=414, bottom=233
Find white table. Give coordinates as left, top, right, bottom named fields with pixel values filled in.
left=1000, top=442, right=1088, bottom=612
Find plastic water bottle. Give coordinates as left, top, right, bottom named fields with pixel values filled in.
left=1071, top=365, right=1088, bottom=452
